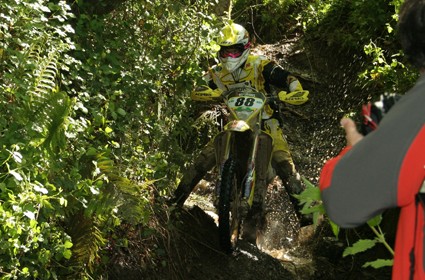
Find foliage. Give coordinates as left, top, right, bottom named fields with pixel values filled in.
left=301, top=0, right=394, bottom=50
left=343, top=215, right=394, bottom=269
left=298, top=0, right=418, bottom=98
left=359, top=35, right=419, bottom=95
left=232, top=0, right=305, bottom=42
left=0, top=1, right=78, bottom=278
left=296, top=179, right=395, bottom=270
left=0, top=0, right=222, bottom=278
left=294, top=177, right=339, bottom=236
left=294, top=178, right=324, bottom=223
left=0, top=0, right=421, bottom=277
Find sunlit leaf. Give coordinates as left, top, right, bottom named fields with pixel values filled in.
left=12, top=151, right=23, bottom=163
left=24, top=211, right=35, bottom=220
left=343, top=239, right=377, bottom=257
left=63, top=249, right=72, bottom=259
left=34, top=184, right=49, bottom=194
left=105, top=127, right=113, bottom=134
left=64, top=240, right=73, bottom=249
left=9, top=170, right=23, bottom=181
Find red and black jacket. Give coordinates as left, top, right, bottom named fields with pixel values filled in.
left=319, top=75, right=425, bottom=279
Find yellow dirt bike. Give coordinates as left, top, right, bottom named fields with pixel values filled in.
left=212, top=87, right=309, bottom=253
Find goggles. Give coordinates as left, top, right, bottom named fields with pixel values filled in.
left=219, top=42, right=250, bottom=58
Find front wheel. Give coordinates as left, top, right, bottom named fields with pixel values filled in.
left=218, top=157, right=241, bottom=253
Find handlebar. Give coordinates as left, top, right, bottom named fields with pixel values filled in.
left=192, top=85, right=309, bottom=106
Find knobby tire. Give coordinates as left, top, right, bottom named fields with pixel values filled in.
left=218, top=157, right=238, bottom=253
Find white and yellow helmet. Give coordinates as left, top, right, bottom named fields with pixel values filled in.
left=217, top=23, right=251, bottom=73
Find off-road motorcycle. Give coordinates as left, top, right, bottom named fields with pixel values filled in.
left=211, top=86, right=309, bottom=253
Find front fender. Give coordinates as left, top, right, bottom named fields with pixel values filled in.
left=223, top=120, right=251, bottom=132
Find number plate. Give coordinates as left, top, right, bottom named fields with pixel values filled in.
left=228, top=96, right=264, bottom=113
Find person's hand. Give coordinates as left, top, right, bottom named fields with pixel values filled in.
left=340, top=117, right=364, bottom=146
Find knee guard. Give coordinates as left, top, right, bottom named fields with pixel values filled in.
left=264, top=118, right=290, bottom=154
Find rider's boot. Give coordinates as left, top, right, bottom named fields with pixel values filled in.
left=274, top=159, right=302, bottom=204
left=273, top=157, right=312, bottom=226
left=170, top=143, right=216, bottom=207
left=242, top=201, right=264, bottom=244
left=171, top=171, right=205, bottom=207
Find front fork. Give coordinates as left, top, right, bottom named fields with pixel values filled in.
left=214, top=129, right=270, bottom=210
left=244, top=133, right=259, bottom=206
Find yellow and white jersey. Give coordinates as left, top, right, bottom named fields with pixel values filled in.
left=207, top=55, right=271, bottom=94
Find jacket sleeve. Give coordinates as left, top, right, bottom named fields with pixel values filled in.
left=263, top=61, right=303, bottom=92
left=319, top=147, right=352, bottom=191
left=263, top=61, right=289, bottom=89
left=318, top=132, right=400, bottom=228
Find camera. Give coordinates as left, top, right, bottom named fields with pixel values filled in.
left=361, top=93, right=402, bottom=135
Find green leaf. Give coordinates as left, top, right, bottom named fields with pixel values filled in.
left=22, top=267, right=29, bottom=276
left=111, top=141, right=120, bottom=148
left=301, top=203, right=324, bottom=215
left=301, top=176, right=316, bottom=189
left=367, top=214, right=382, bottom=227
left=64, top=240, right=73, bottom=249
left=105, top=127, right=113, bottom=134
left=343, top=239, right=377, bottom=257
left=294, top=183, right=321, bottom=201
left=329, top=220, right=340, bottom=237
left=362, top=259, right=394, bottom=269
left=117, top=108, right=126, bottom=116
left=86, top=147, right=98, bottom=156
left=63, top=249, right=72, bottom=259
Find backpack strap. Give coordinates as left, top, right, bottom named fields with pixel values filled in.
left=410, top=180, right=425, bottom=279
left=417, top=180, right=425, bottom=205
left=419, top=181, right=425, bottom=274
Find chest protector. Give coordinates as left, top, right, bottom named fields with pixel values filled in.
left=209, top=55, right=270, bottom=94
left=208, top=55, right=275, bottom=118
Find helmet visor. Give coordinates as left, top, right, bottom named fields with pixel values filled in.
left=219, top=43, right=250, bottom=58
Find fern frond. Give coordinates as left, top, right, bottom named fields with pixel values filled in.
left=95, top=153, right=156, bottom=224
left=24, top=44, right=73, bottom=153
left=68, top=212, right=106, bottom=273
left=40, top=91, right=72, bottom=152
left=30, top=50, right=59, bottom=100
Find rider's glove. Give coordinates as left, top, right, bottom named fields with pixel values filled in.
left=191, top=85, right=222, bottom=101
left=278, top=75, right=309, bottom=105
left=287, top=75, right=303, bottom=92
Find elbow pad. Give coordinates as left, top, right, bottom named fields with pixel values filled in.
left=191, top=85, right=222, bottom=101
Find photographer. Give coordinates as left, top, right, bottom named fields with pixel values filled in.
left=319, top=0, right=425, bottom=279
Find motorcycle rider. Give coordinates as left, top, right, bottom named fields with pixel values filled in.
left=172, top=22, right=308, bottom=218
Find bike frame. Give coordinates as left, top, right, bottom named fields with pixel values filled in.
left=196, top=86, right=308, bottom=252
left=213, top=88, right=273, bottom=209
